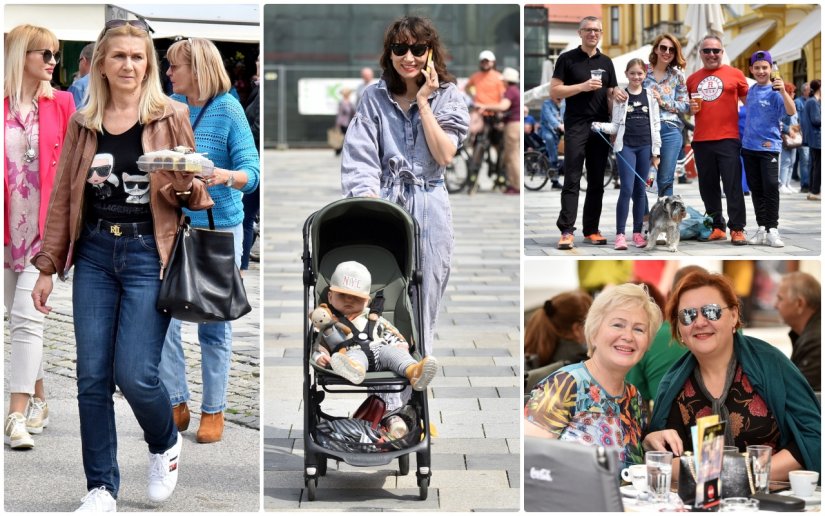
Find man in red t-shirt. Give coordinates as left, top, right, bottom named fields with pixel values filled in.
left=686, top=35, right=749, bottom=245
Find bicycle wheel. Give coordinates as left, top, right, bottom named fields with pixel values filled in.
left=466, top=141, right=485, bottom=195
left=523, top=151, right=550, bottom=191
left=445, top=151, right=469, bottom=193
left=604, top=154, right=617, bottom=188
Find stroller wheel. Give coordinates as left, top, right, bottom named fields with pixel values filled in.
left=398, top=454, right=410, bottom=476
left=418, top=477, right=429, bottom=500
left=305, top=477, right=317, bottom=501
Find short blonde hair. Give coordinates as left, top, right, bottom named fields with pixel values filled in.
left=584, top=283, right=663, bottom=357
left=4, top=24, right=58, bottom=110
left=166, top=38, right=231, bottom=101
left=80, top=22, right=168, bottom=132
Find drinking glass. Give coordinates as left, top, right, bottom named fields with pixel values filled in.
left=645, top=450, right=673, bottom=503
left=590, top=69, right=604, bottom=81
left=747, top=445, right=772, bottom=494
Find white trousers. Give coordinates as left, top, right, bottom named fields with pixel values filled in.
left=4, top=257, right=45, bottom=394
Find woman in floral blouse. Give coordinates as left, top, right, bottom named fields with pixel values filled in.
left=524, top=283, right=663, bottom=470
left=645, top=270, right=821, bottom=479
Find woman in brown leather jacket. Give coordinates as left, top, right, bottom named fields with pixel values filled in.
left=30, top=20, right=211, bottom=512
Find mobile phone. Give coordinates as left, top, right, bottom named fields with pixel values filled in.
left=426, top=48, right=433, bottom=75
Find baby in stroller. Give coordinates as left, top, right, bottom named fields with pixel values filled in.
left=310, top=261, right=438, bottom=390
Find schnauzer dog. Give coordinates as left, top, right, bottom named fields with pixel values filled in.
left=646, top=195, right=687, bottom=252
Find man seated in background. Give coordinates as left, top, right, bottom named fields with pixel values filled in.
left=775, top=271, right=821, bottom=391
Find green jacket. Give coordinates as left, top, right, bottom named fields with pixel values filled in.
left=650, top=333, right=820, bottom=474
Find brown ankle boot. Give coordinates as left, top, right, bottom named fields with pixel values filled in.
left=405, top=356, right=439, bottom=391
left=172, top=403, right=190, bottom=432
left=197, top=411, right=224, bottom=443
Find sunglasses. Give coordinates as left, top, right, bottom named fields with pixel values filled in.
left=104, top=19, right=152, bottom=34
left=27, top=49, right=61, bottom=64
left=701, top=48, right=723, bottom=55
left=678, top=304, right=731, bottom=326
left=658, top=44, right=675, bottom=54
left=390, top=43, right=428, bottom=57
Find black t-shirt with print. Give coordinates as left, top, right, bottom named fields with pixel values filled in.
left=84, top=122, right=152, bottom=224
left=623, top=90, right=651, bottom=146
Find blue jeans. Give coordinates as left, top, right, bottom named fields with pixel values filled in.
left=159, top=223, right=243, bottom=413
left=543, top=131, right=559, bottom=169
left=780, top=147, right=797, bottom=187
left=657, top=123, right=683, bottom=197
left=240, top=186, right=260, bottom=270
left=616, top=144, right=650, bottom=234
left=73, top=223, right=176, bottom=497
left=797, top=146, right=811, bottom=187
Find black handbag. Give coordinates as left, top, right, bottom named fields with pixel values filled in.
left=678, top=450, right=751, bottom=504
left=157, top=209, right=251, bottom=323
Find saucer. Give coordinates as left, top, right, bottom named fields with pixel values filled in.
left=620, top=485, right=644, bottom=498
left=778, top=490, right=821, bottom=505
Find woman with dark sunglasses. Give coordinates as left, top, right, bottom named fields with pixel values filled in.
left=644, top=270, right=820, bottom=480
left=3, top=24, right=75, bottom=451
left=30, top=19, right=212, bottom=511
left=340, top=16, right=469, bottom=411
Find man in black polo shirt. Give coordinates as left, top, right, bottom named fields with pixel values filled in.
left=551, top=16, right=617, bottom=250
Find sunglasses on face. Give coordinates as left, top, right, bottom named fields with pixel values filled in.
left=390, top=43, right=428, bottom=57
left=701, top=48, right=723, bottom=55
left=104, top=19, right=152, bottom=34
left=658, top=44, right=675, bottom=54
left=27, top=49, right=61, bottom=64
left=678, top=304, right=730, bottom=326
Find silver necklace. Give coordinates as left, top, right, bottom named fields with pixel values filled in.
left=13, top=102, right=37, bottom=163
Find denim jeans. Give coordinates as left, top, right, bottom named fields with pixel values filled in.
left=543, top=131, right=559, bottom=169
left=72, top=223, right=176, bottom=497
left=780, top=147, right=797, bottom=187
left=240, top=186, right=260, bottom=270
left=616, top=144, right=650, bottom=234
left=657, top=123, right=683, bottom=197
left=159, top=223, right=243, bottom=413
left=797, top=146, right=811, bottom=188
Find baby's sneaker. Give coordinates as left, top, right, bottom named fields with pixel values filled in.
left=614, top=234, right=627, bottom=250
left=406, top=356, right=439, bottom=391
left=330, top=351, right=366, bottom=384
left=25, top=397, right=49, bottom=434
left=632, top=232, right=647, bottom=248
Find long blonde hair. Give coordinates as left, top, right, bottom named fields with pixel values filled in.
left=79, top=22, right=168, bottom=132
left=166, top=38, right=231, bottom=101
left=4, top=24, right=58, bottom=110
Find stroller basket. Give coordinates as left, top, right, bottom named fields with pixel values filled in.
left=312, top=406, right=421, bottom=454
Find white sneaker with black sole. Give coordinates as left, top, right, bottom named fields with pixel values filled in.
left=147, top=432, right=181, bottom=503
left=75, top=486, right=116, bottom=512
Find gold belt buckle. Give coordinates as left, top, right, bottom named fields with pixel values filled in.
left=109, top=224, right=122, bottom=237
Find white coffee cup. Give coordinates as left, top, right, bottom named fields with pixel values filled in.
left=789, top=470, right=819, bottom=498
left=621, top=464, right=648, bottom=492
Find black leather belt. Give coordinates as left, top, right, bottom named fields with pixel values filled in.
left=96, top=219, right=154, bottom=237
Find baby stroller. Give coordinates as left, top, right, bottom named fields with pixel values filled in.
left=301, top=197, right=432, bottom=501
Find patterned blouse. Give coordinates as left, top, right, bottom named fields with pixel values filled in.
left=525, top=362, right=647, bottom=470
left=644, top=64, right=689, bottom=128
left=664, top=363, right=803, bottom=465
left=4, top=102, right=42, bottom=272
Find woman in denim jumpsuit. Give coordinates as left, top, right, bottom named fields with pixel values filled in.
left=341, top=17, right=469, bottom=406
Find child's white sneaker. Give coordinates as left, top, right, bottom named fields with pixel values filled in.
left=330, top=351, right=366, bottom=384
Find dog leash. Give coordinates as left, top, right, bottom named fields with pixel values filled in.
left=593, top=129, right=654, bottom=189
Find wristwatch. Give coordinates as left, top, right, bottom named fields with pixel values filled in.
left=224, top=171, right=236, bottom=188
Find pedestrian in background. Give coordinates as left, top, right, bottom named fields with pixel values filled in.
left=241, top=53, right=261, bottom=272
left=475, top=67, right=521, bottom=194
left=334, top=87, right=355, bottom=156
left=774, top=271, right=821, bottom=391
left=795, top=82, right=811, bottom=191
left=804, top=79, right=821, bottom=201
left=161, top=37, right=260, bottom=444
left=68, top=42, right=95, bottom=108
left=4, top=24, right=75, bottom=450
left=31, top=19, right=213, bottom=510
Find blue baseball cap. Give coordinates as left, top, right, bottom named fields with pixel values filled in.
left=750, top=50, right=772, bottom=66
left=524, top=115, right=536, bottom=125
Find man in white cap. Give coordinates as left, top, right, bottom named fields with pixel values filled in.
left=465, top=49, right=505, bottom=137
left=475, top=67, right=522, bottom=194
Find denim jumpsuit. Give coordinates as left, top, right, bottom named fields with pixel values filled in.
left=341, top=80, right=469, bottom=408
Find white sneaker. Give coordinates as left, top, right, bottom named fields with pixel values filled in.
left=766, top=228, right=785, bottom=248
left=4, top=413, right=34, bottom=449
left=748, top=226, right=766, bottom=245
left=75, top=486, right=116, bottom=512
left=147, top=432, right=181, bottom=503
left=26, top=397, right=49, bottom=434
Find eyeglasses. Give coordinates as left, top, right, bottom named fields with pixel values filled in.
left=701, top=48, right=723, bottom=55
left=390, top=43, right=428, bottom=57
left=658, top=44, right=675, bottom=54
left=27, top=49, right=61, bottom=64
left=678, top=304, right=731, bottom=326
left=580, top=28, right=603, bottom=34
left=104, top=19, right=152, bottom=34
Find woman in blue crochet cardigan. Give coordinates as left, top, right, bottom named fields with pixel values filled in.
left=159, top=37, right=260, bottom=443
left=644, top=270, right=820, bottom=479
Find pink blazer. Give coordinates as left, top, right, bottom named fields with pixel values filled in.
left=4, top=90, right=75, bottom=246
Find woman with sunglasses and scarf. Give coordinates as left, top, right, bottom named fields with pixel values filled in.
left=31, top=19, right=212, bottom=511
left=341, top=18, right=469, bottom=401
left=160, top=37, right=259, bottom=443
left=644, top=270, right=820, bottom=480
left=4, top=24, right=75, bottom=450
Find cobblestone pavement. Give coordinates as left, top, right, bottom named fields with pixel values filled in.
left=525, top=171, right=821, bottom=256
left=262, top=149, right=521, bottom=511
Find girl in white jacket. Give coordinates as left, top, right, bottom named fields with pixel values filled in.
left=592, top=59, right=661, bottom=250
